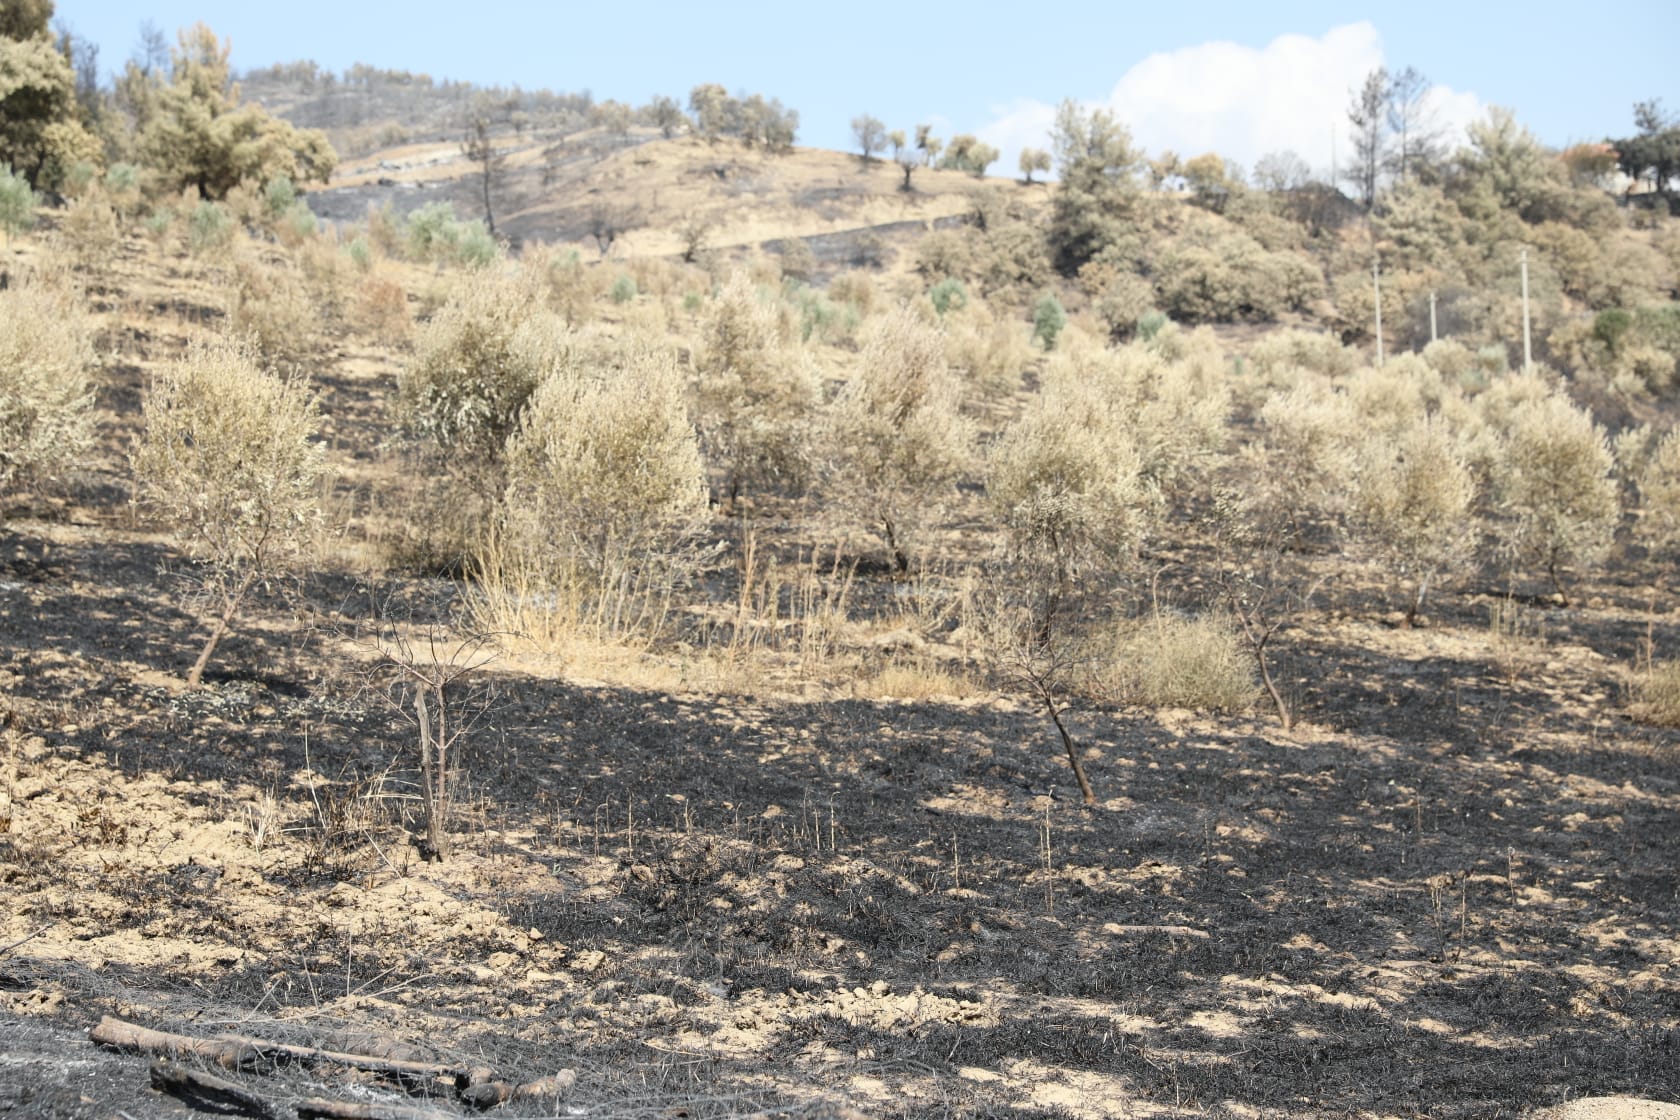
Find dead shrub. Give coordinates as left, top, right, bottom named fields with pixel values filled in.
left=227, top=253, right=318, bottom=365
left=1631, top=660, right=1680, bottom=727
left=942, top=301, right=1032, bottom=398
left=0, top=275, right=97, bottom=509
left=537, top=248, right=602, bottom=327
left=53, top=192, right=121, bottom=280
left=858, top=661, right=980, bottom=701
left=352, top=274, right=411, bottom=344
left=827, top=271, right=878, bottom=317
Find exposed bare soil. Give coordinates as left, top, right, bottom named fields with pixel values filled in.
left=2, top=192, right=1678, bottom=1120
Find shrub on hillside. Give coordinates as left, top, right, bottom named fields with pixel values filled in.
left=1634, top=426, right=1680, bottom=557
left=1032, top=293, right=1068, bottom=350
left=1091, top=271, right=1157, bottom=342
left=496, top=335, right=709, bottom=638
left=1043, top=332, right=1229, bottom=506
left=830, top=305, right=974, bottom=570
left=1247, top=329, right=1360, bottom=382
left=1156, top=235, right=1319, bottom=323
left=1489, top=388, right=1619, bottom=602
left=694, top=272, right=818, bottom=503
left=987, top=361, right=1156, bottom=623
left=0, top=276, right=96, bottom=509
left=943, top=301, right=1031, bottom=398
left=396, top=271, right=556, bottom=467
left=187, top=200, right=234, bottom=256
left=1349, top=417, right=1479, bottom=623
left=54, top=192, right=120, bottom=278
left=131, top=335, right=326, bottom=686
left=228, top=253, right=318, bottom=365
left=0, top=163, right=38, bottom=240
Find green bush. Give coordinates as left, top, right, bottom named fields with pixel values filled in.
left=143, top=207, right=175, bottom=245
left=928, top=277, right=969, bottom=316
left=1032, top=293, right=1068, bottom=350
left=61, top=160, right=98, bottom=198
left=0, top=164, right=39, bottom=241
left=397, top=271, right=557, bottom=465
left=610, top=274, right=638, bottom=304
left=263, top=176, right=298, bottom=218
left=347, top=236, right=372, bottom=271
left=187, top=200, right=234, bottom=256
left=1593, top=307, right=1634, bottom=352
left=104, top=163, right=139, bottom=193
left=405, top=201, right=462, bottom=262
left=454, top=221, right=499, bottom=267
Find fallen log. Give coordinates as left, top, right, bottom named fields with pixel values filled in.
left=91, top=1016, right=472, bottom=1084
left=459, top=1070, right=577, bottom=1110
left=149, top=1059, right=282, bottom=1120
left=296, top=1100, right=455, bottom=1120
left=92, top=1017, right=259, bottom=1070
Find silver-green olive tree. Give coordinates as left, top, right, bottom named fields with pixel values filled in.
left=132, top=335, right=326, bottom=686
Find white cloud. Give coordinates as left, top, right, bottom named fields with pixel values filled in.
left=979, top=23, right=1484, bottom=182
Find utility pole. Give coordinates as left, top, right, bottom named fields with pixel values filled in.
left=1373, top=257, right=1384, bottom=367
left=1520, top=247, right=1532, bottom=374
left=1429, top=290, right=1438, bottom=343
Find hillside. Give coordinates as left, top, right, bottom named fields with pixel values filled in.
left=312, top=131, right=1028, bottom=269
left=2, top=46, right=1680, bottom=1120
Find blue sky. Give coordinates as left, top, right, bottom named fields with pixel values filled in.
left=52, top=0, right=1679, bottom=177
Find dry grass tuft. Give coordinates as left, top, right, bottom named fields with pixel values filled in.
left=1104, top=612, right=1258, bottom=713
left=1631, top=660, right=1680, bottom=726
left=857, top=661, right=981, bottom=700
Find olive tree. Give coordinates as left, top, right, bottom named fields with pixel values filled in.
left=829, top=305, right=973, bottom=571
left=1349, top=416, right=1479, bottom=624
left=136, top=24, right=335, bottom=199
left=694, top=271, right=819, bottom=505
left=985, top=353, right=1160, bottom=805
left=1489, top=389, right=1619, bottom=603
left=132, top=335, right=326, bottom=686
left=499, top=333, right=709, bottom=639
left=393, top=271, right=560, bottom=572
left=851, top=114, right=885, bottom=165
left=1019, top=147, right=1051, bottom=184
